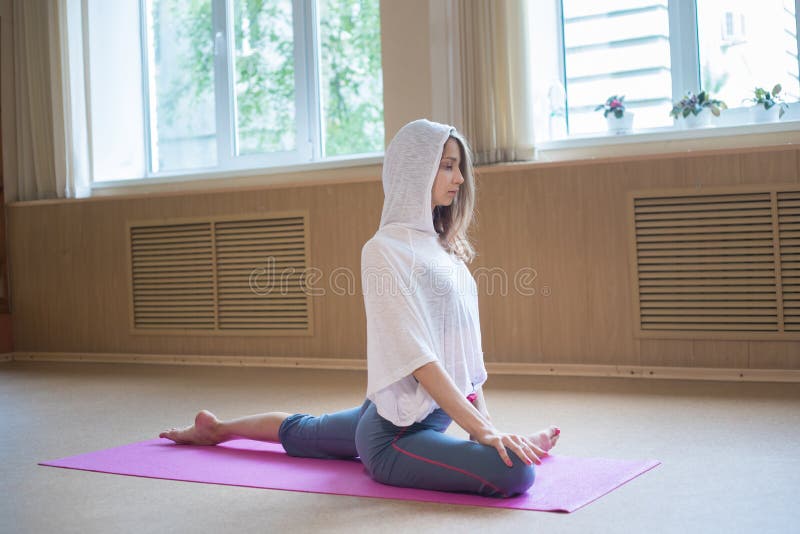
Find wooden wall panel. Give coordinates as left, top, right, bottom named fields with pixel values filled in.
left=797, top=148, right=800, bottom=182
left=0, top=96, right=11, bottom=348
left=739, top=149, right=797, bottom=184
left=9, top=181, right=382, bottom=358
left=471, top=168, right=561, bottom=364
left=588, top=158, right=691, bottom=367
left=640, top=339, right=694, bottom=367
left=7, top=145, right=800, bottom=369
left=691, top=341, right=749, bottom=368
left=748, top=341, right=800, bottom=369
left=533, top=166, right=593, bottom=364
left=578, top=159, right=688, bottom=366
left=683, top=153, right=742, bottom=188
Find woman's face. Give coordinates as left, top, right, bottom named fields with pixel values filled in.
left=431, top=138, right=464, bottom=211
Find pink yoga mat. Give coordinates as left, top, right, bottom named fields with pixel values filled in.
left=41, top=439, right=660, bottom=513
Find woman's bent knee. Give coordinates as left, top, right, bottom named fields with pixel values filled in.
left=492, top=460, right=535, bottom=498
left=278, top=413, right=313, bottom=457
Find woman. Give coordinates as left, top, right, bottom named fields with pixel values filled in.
left=160, top=119, right=560, bottom=498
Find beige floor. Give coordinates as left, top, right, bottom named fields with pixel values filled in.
left=1, top=361, right=798, bottom=534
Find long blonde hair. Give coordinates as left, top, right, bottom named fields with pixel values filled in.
left=432, top=130, right=477, bottom=264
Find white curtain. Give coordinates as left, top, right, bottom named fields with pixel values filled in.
left=437, top=0, right=535, bottom=165
left=1, top=0, right=90, bottom=202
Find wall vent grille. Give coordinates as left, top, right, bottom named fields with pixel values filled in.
left=128, top=212, right=311, bottom=336
left=778, top=190, right=800, bottom=331
left=629, top=186, right=800, bottom=339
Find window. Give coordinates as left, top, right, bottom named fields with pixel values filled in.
left=697, top=1, right=800, bottom=106
left=555, top=0, right=800, bottom=137
left=86, top=0, right=384, bottom=183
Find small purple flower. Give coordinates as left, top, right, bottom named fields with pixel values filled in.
left=595, top=94, right=626, bottom=118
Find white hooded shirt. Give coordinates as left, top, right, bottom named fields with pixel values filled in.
left=361, top=119, right=488, bottom=426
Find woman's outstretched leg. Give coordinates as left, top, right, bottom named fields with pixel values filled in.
left=160, top=399, right=371, bottom=459
left=278, top=400, right=371, bottom=459
left=160, top=410, right=291, bottom=445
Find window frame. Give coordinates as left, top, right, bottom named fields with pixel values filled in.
left=666, top=0, right=700, bottom=101
left=103, top=0, right=366, bottom=186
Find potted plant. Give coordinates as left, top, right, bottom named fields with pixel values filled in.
left=744, top=84, right=788, bottom=123
left=670, top=90, right=727, bottom=128
left=595, top=95, right=633, bottom=134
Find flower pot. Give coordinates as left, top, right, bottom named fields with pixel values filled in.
left=606, top=112, right=634, bottom=134
left=678, top=110, right=712, bottom=129
left=749, top=105, right=780, bottom=123
left=781, top=102, right=799, bottom=121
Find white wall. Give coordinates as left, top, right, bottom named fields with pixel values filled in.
left=379, top=0, right=433, bottom=144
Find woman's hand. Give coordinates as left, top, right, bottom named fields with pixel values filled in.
left=472, top=427, right=548, bottom=467
left=411, top=362, right=544, bottom=467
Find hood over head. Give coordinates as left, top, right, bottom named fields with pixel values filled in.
left=379, top=119, right=455, bottom=236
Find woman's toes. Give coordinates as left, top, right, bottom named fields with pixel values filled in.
left=549, top=426, right=561, bottom=448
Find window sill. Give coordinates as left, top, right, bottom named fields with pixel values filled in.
left=535, top=119, right=800, bottom=162
left=86, top=153, right=384, bottom=200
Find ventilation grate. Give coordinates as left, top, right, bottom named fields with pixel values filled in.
left=215, top=217, right=309, bottom=331
left=130, top=223, right=215, bottom=330
left=632, top=191, right=780, bottom=333
left=129, top=213, right=311, bottom=335
left=778, top=190, right=800, bottom=331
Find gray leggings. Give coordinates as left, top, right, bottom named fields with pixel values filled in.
left=278, top=398, right=535, bottom=498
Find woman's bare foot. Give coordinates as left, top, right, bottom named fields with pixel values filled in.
left=529, top=426, right=560, bottom=452
left=159, top=410, right=225, bottom=445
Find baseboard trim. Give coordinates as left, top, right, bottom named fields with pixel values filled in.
left=7, top=352, right=800, bottom=383
left=486, top=363, right=800, bottom=383
left=9, top=352, right=368, bottom=370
